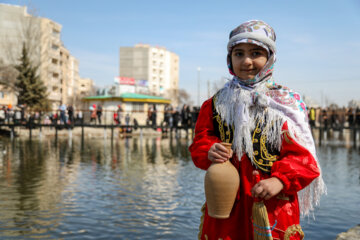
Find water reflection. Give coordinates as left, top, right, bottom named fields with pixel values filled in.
left=0, top=137, right=359, bottom=239
left=301, top=144, right=360, bottom=240
left=0, top=136, right=200, bottom=239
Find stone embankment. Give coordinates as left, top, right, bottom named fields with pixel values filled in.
left=336, top=225, right=360, bottom=240
left=14, top=126, right=163, bottom=139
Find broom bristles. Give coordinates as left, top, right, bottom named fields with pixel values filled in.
left=252, top=201, right=273, bottom=240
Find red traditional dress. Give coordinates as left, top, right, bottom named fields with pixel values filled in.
left=189, top=20, right=325, bottom=240
left=189, top=97, right=321, bottom=240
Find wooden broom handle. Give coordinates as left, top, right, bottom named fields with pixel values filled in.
left=253, top=170, right=261, bottom=202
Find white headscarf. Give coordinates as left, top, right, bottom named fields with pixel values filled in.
left=227, top=20, right=276, bottom=87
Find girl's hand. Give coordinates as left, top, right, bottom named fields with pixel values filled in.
left=208, top=143, right=233, bottom=163
left=251, top=172, right=284, bottom=200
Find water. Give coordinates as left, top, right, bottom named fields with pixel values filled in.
left=0, top=136, right=359, bottom=239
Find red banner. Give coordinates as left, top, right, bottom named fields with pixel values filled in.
left=114, top=77, right=135, bottom=85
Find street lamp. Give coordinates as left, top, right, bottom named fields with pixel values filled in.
left=197, top=67, right=201, bottom=106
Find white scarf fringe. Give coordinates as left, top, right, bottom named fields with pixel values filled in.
left=214, top=80, right=326, bottom=217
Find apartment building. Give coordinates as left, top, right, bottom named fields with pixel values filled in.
left=39, top=16, right=64, bottom=109
left=0, top=3, right=83, bottom=109
left=68, top=55, right=79, bottom=104
left=119, top=44, right=179, bottom=105
left=77, top=77, right=94, bottom=96
left=0, top=86, right=17, bottom=107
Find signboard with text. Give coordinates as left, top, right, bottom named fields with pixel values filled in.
left=136, top=79, right=148, bottom=87
left=114, top=77, right=135, bottom=85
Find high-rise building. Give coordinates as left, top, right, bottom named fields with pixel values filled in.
left=0, top=3, right=84, bottom=109
left=119, top=44, right=179, bottom=105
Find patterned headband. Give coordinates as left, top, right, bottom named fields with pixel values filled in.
left=227, top=20, right=276, bottom=54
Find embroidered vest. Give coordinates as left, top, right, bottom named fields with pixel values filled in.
left=212, top=95, right=280, bottom=174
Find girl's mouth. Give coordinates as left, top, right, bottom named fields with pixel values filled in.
left=242, top=69, right=256, bottom=72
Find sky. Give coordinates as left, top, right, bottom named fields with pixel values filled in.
left=1, top=0, right=360, bottom=107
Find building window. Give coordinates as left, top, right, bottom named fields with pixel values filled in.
left=52, top=44, right=59, bottom=50
left=52, top=58, right=58, bottom=64
left=52, top=29, right=60, bottom=37
left=0, top=92, right=4, bottom=99
left=132, top=103, right=144, bottom=112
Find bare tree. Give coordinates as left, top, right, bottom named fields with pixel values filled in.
left=107, top=85, right=117, bottom=95
left=0, top=4, right=42, bottom=100
left=0, top=5, right=41, bottom=66
left=348, top=99, right=360, bottom=109
left=212, top=77, right=229, bottom=93
left=0, top=59, right=18, bottom=91
left=178, top=88, right=194, bottom=106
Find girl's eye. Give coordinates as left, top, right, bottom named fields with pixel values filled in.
left=252, top=51, right=261, bottom=57
left=234, top=52, right=243, bottom=57
left=252, top=51, right=266, bottom=57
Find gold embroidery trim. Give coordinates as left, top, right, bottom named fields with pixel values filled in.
left=212, top=96, right=233, bottom=143
left=198, top=203, right=206, bottom=240
left=283, top=130, right=293, bottom=144
left=252, top=121, right=278, bottom=172
left=214, top=114, right=225, bottom=142
left=276, top=193, right=290, bottom=201
left=284, top=224, right=304, bottom=240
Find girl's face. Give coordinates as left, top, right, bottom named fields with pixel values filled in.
left=230, top=43, right=268, bottom=80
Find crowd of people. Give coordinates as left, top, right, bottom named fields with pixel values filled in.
left=0, top=104, right=26, bottom=124
left=1, top=103, right=360, bottom=131
left=308, top=107, right=360, bottom=128
left=153, top=104, right=200, bottom=131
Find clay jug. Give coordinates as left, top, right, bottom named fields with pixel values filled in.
left=204, top=142, right=240, bottom=219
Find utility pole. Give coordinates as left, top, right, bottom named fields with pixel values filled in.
left=197, top=67, right=201, bottom=106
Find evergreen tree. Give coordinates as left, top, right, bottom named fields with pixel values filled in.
left=15, top=43, right=49, bottom=111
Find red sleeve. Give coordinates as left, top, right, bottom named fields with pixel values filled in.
left=271, top=122, right=320, bottom=195
left=189, top=98, right=221, bottom=170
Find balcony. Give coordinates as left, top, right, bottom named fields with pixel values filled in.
left=49, top=64, right=61, bottom=74
left=48, top=50, right=59, bottom=59
left=48, top=91, right=62, bottom=101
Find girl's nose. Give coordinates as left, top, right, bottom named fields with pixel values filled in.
left=242, top=56, right=252, bottom=66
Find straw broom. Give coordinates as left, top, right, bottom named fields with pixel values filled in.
left=252, top=171, right=273, bottom=240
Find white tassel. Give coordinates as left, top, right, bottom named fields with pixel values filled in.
left=237, top=103, right=249, bottom=124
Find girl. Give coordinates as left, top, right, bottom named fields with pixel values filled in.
left=189, top=20, right=326, bottom=240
